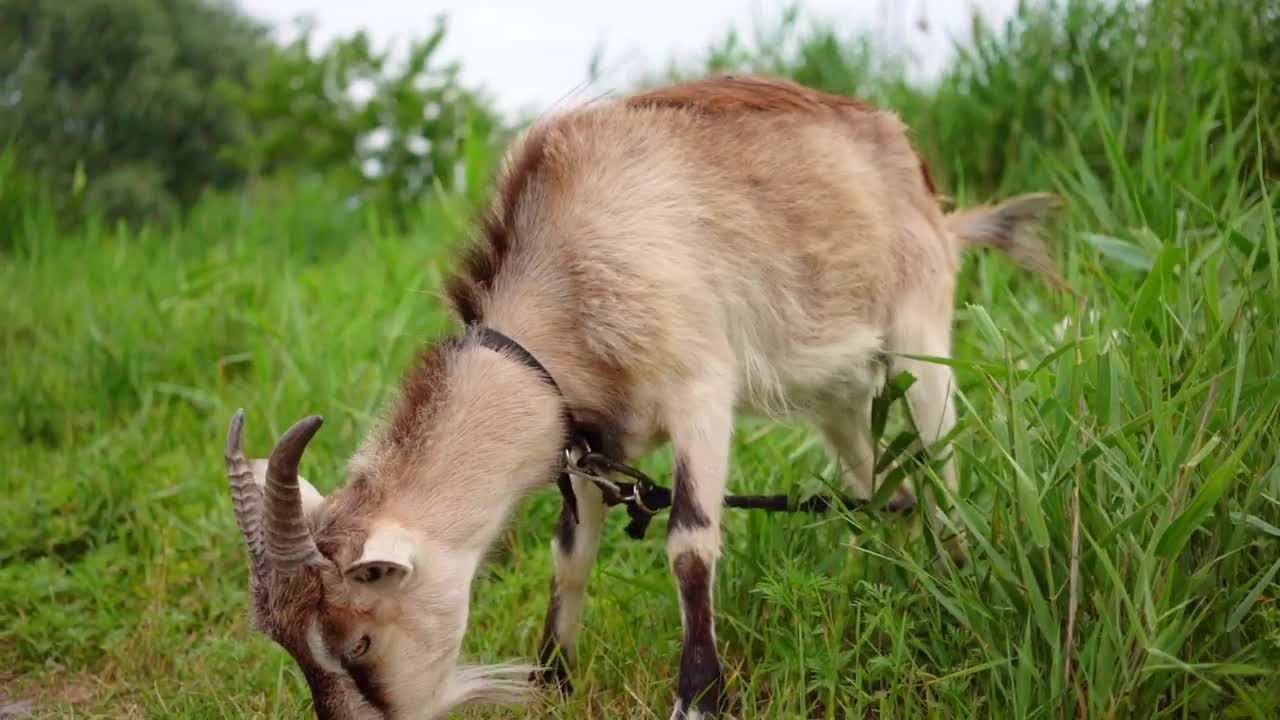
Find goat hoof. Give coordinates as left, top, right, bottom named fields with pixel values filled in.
left=670, top=703, right=732, bottom=720
left=943, top=532, right=970, bottom=568
left=531, top=660, right=572, bottom=697
left=670, top=681, right=730, bottom=719
left=669, top=704, right=708, bottom=720
left=886, top=487, right=916, bottom=513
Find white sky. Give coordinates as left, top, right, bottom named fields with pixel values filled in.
left=235, top=0, right=1019, bottom=117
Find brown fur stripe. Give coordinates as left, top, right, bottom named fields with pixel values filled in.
left=445, top=125, right=551, bottom=325
left=627, top=74, right=874, bottom=114
left=667, top=455, right=710, bottom=534
left=388, top=339, right=459, bottom=442
left=919, top=157, right=938, bottom=196
left=672, top=552, right=724, bottom=713
left=630, top=74, right=939, bottom=198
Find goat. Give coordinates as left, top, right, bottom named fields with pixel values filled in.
left=222, top=74, right=1063, bottom=720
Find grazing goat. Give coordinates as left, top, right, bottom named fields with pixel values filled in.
left=222, top=74, right=1062, bottom=720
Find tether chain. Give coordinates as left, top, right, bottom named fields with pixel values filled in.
left=556, top=438, right=882, bottom=540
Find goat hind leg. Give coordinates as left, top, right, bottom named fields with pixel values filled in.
left=888, top=337, right=967, bottom=564
left=819, top=389, right=916, bottom=513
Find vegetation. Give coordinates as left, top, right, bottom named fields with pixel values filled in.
left=2, top=0, right=1277, bottom=717
left=0, top=0, right=272, bottom=222
left=218, top=15, right=504, bottom=226
left=0, top=0, right=498, bottom=226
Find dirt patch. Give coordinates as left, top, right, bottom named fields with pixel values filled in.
left=0, top=671, right=123, bottom=719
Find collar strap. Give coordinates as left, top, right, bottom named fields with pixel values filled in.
left=468, top=324, right=583, bottom=523
left=469, top=324, right=563, bottom=396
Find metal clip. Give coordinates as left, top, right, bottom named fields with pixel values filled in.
left=566, top=442, right=643, bottom=506
left=628, top=478, right=654, bottom=514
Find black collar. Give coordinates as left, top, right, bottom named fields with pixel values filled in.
left=469, top=324, right=593, bottom=526
left=470, top=324, right=613, bottom=453
left=470, top=324, right=562, bottom=395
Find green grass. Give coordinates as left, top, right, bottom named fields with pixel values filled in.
left=3, top=1, right=1279, bottom=717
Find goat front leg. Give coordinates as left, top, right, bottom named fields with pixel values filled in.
left=665, top=379, right=734, bottom=719
left=535, top=473, right=607, bottom=693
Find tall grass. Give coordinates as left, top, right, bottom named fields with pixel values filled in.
left=3, top=0, right=1277, bottom=717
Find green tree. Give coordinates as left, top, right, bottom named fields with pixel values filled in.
left=0, top=0, right=271, bottom=222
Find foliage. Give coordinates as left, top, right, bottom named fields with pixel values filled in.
left=218, top=15, right=506, bottom=227
left=2, top=0, right=1278, bottom=718
left=919, top=0, right=1280, bottom=197
left=0, top=144, right=55, bottom=252
left=0, top=2, right=504, bottom=228
left=654, top=0, right=1279, bottom=198
left=0, top=0, right=272, bottom=222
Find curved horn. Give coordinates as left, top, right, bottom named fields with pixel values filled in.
left=264, top=414, right=325, bottom=572
left=225, top=409, right=267, bottom=576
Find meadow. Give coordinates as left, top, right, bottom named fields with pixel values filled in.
left=2, top=0, right=1278, bottom=717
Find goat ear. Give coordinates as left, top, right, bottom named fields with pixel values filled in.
left=250, top=458, right=326, bottom=517
left=346, top=522, right=417, bottom=589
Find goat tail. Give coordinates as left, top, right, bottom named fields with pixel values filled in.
left=944, top=192, right=1075, bottom=295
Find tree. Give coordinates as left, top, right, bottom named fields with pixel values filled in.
left=0, top=0, right=271, bottom=222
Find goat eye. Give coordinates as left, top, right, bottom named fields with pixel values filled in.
left=348, top=635, right=371, bottom=660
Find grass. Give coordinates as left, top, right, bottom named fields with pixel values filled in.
left=3, top=0, right=1278, bottom=717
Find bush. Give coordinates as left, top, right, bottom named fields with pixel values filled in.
left=1, top=2, right=505, bottom=229
left=653, top=0, right=1278, bottom=197
left=218, top=15, right=506, bottom=227
left=919, top=0, right=1279, bottom=196
left=0, top=0, right=272, bottom=223
left=0, top=144, right=54, bottom=252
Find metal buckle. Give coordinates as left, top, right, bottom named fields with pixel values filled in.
left=629, top=485, right=654, bottom=515
left=561, top=438, right=662, bottom=516
left=564, top=441, right=624, bottom=500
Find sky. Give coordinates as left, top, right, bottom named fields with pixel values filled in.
left=235, top=0, right=1020, bottom=117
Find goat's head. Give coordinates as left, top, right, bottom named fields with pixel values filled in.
left=222, top=409, right=537, bottom=720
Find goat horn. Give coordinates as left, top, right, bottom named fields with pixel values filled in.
left=264, top=414, right=325, bottom=573
left=225, top=408, right=267, bottom=577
